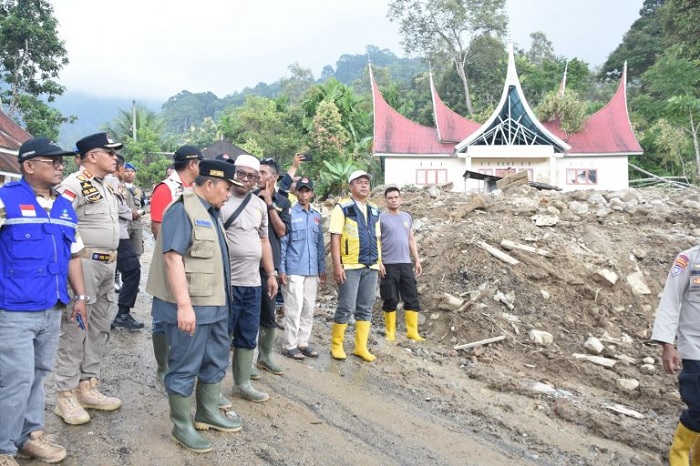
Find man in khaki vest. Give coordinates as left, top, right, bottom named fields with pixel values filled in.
left=53, top=132, right=123, bottom=426
left=146, top=160, right=241, bottom=453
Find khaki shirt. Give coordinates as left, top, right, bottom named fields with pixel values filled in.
left=652, top=246, right=700, bottom=360
left=57, top=167, right=120, bottom=251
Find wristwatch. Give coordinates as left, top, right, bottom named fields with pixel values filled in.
left=74, top=295, right=90, bottom=302
left=268, top=270, right=278, bottom=277
left=267, top=202, right=278, bottom=211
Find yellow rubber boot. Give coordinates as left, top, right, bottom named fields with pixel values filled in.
left=693, top=436, right=700, bottom=466
left=330, top=323, right=348, bottom=360
left=352, top=321, right=376, bottom=362
left=670, top=422, right=700, bottom=466
left=384, top=311, right=396, bottom=341
left=405, top=310, right=425, bottom=341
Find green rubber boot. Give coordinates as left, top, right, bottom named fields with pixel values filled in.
left=232, top=348, right=270, bottom=403
left=152, top=334, right=169, bottom=384
left=250, top=364, right=261, bottom=380
left=257, top=327, right=284, bottom=375
left=194, top=382, right=242, bottom=432
left=168, top=394, right=212, bottom=453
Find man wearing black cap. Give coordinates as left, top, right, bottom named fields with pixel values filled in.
left=278, top=177, right=326, bottom=360
left=148, top=145, right=202, bottom=384
left=0, top=138, right=88, bottom=465
left=53, top=132, right=123, bottom=425
left=146, top=160, right=241, bottom=453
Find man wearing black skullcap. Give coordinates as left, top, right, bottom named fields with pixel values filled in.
left=146, top=159, right=241, bottom=453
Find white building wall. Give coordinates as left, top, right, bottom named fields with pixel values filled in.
left=382, top=156, right=467, bottom=192
left=381, top=152, right=630, bottom=193
left=556, top=155, right=629, bottom=192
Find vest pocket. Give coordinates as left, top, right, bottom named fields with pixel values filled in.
left=184, top=259, right=214, bottom=297
left=11, top=230, right=44, bottom=258
left=190, top=226, right=216, bottom=258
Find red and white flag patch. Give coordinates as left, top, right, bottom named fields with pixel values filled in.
left=61, top=190, right=77, bottom=202
left=19, top=204, right=36, bottom=217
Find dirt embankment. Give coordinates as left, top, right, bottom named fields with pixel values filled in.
left=37, top=184, right=700, bottom=465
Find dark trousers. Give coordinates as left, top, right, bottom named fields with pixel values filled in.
left=259, top=270, right=277, bottom=329
left=680, top=359, right=700, bottom=432
left=379, top=263, right=421, bottom=311
left=229, top=285, right=262, bottom=349
left=163, top=317, right=229, bottom=397
left=116, top=238, right=140, bottom=313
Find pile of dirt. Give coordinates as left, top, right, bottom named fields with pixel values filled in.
left=318, top=182, right=700, bottom=458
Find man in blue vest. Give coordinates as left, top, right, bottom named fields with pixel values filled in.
left=0, top=137, right=88, bottom=465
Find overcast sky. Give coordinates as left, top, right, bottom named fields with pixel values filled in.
left=51, top=0, right=644, bottom=101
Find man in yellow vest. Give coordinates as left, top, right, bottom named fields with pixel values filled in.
left=329, top=170, right=383, bottom=362
left=146, top=159, right=241, bottom=453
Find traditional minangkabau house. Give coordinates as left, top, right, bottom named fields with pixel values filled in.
left=0, top=109, right=30, bottom=185
left=371, top=44, right=642, bottom=192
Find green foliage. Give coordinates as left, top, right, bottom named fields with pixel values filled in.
left=0, top=0, right=71, bottom=135
left=388, top=0, right=508, bottom=115
left=160, top=91, right=223, bottom=133
left=599, top=0, right=666, bottom=81
left=320, top=157, right=360, bottom=198
left=536, top=89, right=587, bottom=134
left=183, top=117, right=219, bottom=148
left=662, top=0, right=700, bottom=60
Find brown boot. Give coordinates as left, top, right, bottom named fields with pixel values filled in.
left=17, top=431, right=66, bottom=463
left=54, top=390, right=90, bottom=425
left=76, top=378, right=122, bottom=411
left=0, top=454, right=19, bottom=466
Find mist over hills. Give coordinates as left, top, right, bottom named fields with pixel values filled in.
left=54, top=92, right=160, bottom=148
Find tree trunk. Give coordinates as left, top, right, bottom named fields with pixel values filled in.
left=689, top=109, right=700, bottom=178
left=454, top=59, right=474, bottom=117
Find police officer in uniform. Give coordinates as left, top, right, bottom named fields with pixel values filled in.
left=53, top=133, right=123, bottom=425
left=0, top=138, right=87, bottom=465
left=146, top=160, right=241, bottom=453
left=123, top=162, right=146, bottom=256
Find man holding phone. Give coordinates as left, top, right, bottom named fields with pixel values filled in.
left=0, top=137, right=88, bottom=465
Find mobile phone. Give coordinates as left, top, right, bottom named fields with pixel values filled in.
left=76, top=313, right=85, bottom=331
left=302, top=153, right=313, bottom=162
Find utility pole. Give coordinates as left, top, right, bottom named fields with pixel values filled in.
left=132, top=100, right=137, bottom=142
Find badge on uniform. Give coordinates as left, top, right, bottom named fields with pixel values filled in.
left=195, top=219, right=212, bottom=228
left=81, top=180, right=103, bottom=203
left=19, top=204, right=36, bottom=217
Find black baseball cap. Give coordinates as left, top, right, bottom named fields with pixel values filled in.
left=18, top=137, right=76, bottom=163
left=215, top=153, right=236, bottom=164
left=173, top=145, right=203, bottom=162
left=296, top=177, right=314, bottom=190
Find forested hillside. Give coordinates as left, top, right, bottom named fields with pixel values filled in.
left=21, top=0, right=700, bottom=195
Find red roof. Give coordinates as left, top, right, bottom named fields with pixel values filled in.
left=371, top=70, right=454, bottom=154
left=372, top=63, right=641, bottom=157
left=0, top=110, right=30, bottom=174
left=431, top=77, right=480, bottom=143
left=542, top=70, right=642, bottom=154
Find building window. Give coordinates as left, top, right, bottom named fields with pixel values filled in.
left=477, top=168, right=493, bottom=175
left=567, top=168, right=597, bottom=185
left=416, top=169, right=447, bottom=185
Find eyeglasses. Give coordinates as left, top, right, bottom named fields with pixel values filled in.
left=236, top=170, right=259, bottom=181
left=91, top=148, right=117, bottom=157
left=31, top=158, right=65, bottom=169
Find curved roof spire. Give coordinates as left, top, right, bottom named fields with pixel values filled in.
left=455, top=43, right=570, bottom=153
left=430, top=69, right=480, bottom=143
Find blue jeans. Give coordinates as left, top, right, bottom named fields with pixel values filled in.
left=230, top=286, right=262, bottom=349
left=0, top=306, right=61, bottom=455
left=333, top=267, right=378, bottom=324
